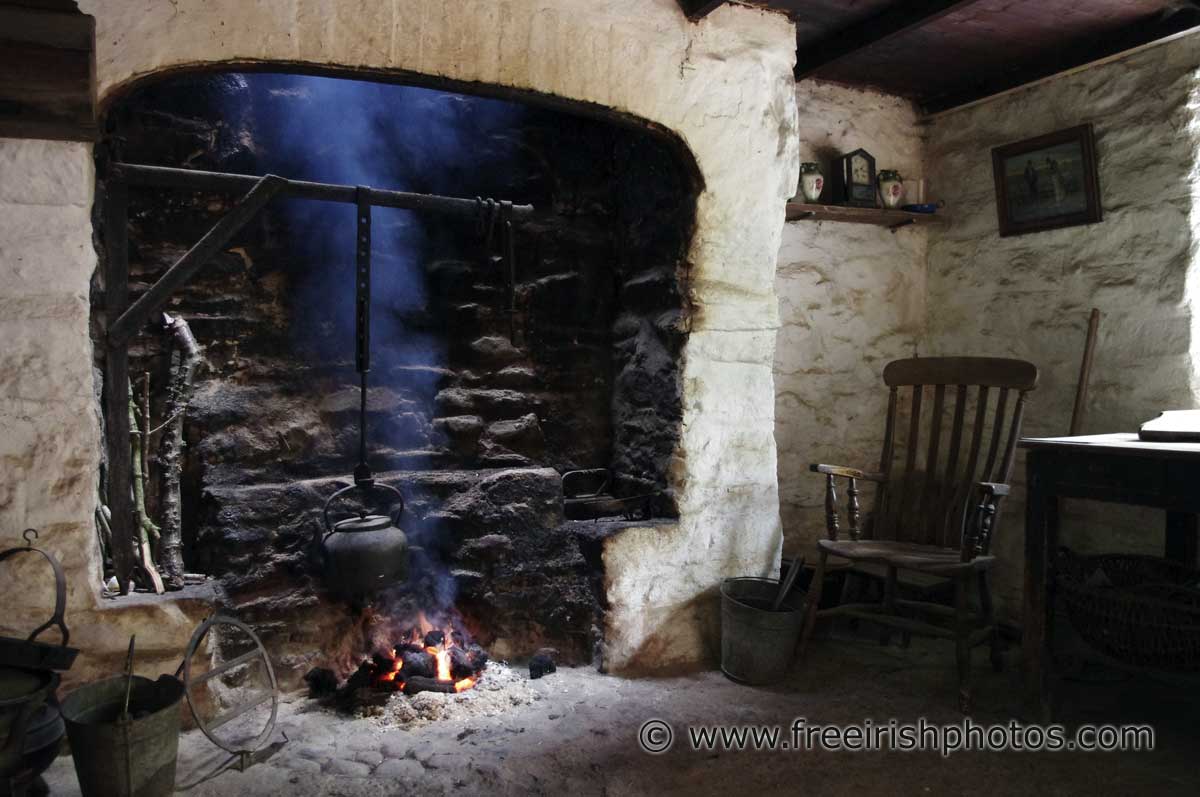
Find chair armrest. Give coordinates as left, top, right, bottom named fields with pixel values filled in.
left=976, top=481, right=1010, bottom=498
left=962, top=482, right=1010, bottom=558
left=809, top=464, right=883, bottom=542
left=809, top=463, right=887, bottom=483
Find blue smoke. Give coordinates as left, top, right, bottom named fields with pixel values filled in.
left=234, top=73, right=526, bottom=461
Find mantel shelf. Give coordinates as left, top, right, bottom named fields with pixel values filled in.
left=785, top=201, right=944, bottom=230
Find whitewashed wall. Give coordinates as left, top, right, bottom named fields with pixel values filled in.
left=776, top=81, right=928, bottom=558
left=923, top=34, right=1200, bottom=616
left=0, top=140, right=100, bottom=617
left=0, top=138, right=213, bottom=680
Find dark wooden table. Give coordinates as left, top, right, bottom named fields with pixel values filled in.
left=1021, top=433, right=1200, bottom=720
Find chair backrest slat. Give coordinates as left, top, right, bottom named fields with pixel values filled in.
left=870, top=387, right=901, bottom=541
left=869, top=357, right=1037, bottom=555
left=980, top=387, right=1010, bottom=484
left=920, top=384, right=946, bottom=541
left=961, top=386, right=990, bottom=493
left=996, top=392, right=1028, bottom=484
left=937, top=385, right=969, bottom=546
left=896, top=384, right=924, bottom=542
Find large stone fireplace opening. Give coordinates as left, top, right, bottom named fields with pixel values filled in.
left=93, top=69, right=698, bottom=685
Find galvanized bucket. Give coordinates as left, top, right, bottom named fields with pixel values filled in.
left=720, top=577, right=805, bottom=685
left=61, top=674, right=185, bottom=797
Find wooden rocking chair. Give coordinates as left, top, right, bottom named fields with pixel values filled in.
left=798, top=357, right=1038, bottom=712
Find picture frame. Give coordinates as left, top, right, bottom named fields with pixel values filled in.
left=991, top=124, right=1102, bottom=237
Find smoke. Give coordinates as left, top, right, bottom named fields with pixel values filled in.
left=237, top=72, right=525, bottom=444
left=229, top=73, right=528, bottom=616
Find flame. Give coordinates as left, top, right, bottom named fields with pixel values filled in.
left=358, top=614, right=481, bottom=694
left=421, top=625, right=469, bottom=688
left=379, top=657, right=402, bottom=682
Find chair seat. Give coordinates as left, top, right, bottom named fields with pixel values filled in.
left=817, top=538, right=994, bottom=575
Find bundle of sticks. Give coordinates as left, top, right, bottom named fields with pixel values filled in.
left=96, top=312, right=203, bottom=593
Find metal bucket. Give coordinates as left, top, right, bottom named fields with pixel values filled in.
left=720, top=577, right=805, bottom=685
left=61, top=675, right=185, bottom=797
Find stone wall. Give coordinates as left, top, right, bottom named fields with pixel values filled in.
left=775, top=81, right=928, bottom=558
left=923, top=33, right=1200, bottom=616
left=4, top=0, right=798, bottom=679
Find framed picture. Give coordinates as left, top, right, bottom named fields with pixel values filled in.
left=991, top=124, right=1101, bottom=237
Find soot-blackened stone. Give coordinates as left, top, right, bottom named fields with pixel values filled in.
left=449, top=648, right=476, bottom=680
left=333, top=660, right=377, bottom=707
left=529, top=653, right=557, bottom=680
left=303, top=667, right=338, bottom=698
left=467, top=644, right=489, bottom=670
left=401, top=650, right=437, bottom=679
left=423, top=630, right=446, bottom=648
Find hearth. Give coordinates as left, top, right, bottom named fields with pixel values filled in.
left=306, top=609, right=489, bottom=707
left=92, top=70, right=697, bottom=684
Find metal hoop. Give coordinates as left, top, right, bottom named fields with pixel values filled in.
left=179, top=615, right=278, bottom=755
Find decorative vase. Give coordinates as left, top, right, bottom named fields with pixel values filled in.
left=878, top=170, right=904, bottom=209
left=799, top=162, right=824, bottom=203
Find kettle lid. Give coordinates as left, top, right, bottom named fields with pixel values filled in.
left=333, top=514, right=394, bottom=533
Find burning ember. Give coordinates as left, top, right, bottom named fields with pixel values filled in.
left=306, top=612, right=488, bottom=705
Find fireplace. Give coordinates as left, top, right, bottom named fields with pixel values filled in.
left=93, top=71, right=697, bottom=684
left=5, top=0, right=796, bottom=688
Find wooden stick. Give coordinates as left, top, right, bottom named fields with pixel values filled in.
left=1069, top=308, right=1101, bottom=436
left=158, top=313, right=201, bottom=591
left=141, top=373, right=150, bottom=483
left=129, top=381, right=164, bottom=594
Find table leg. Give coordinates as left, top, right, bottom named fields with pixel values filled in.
left=1165, top=512, right=1199, bottom=568
left=1023, top=452, right=1057, bottom=722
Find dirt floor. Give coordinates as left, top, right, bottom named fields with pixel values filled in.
left=42, top=629, right=1200, bottom=796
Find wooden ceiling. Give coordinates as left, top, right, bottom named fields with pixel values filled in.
left=681, top=0, right=1200, bottom=113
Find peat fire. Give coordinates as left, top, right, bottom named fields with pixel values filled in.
left=305, top=611, right=488, bottom=708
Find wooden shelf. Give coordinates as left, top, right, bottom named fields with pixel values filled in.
left=785, top=201, right=943, bottom=230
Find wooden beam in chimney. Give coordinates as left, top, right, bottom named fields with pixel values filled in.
left=678, top=0, right=726, bottom=22
left=794, top=0, right=983, bottom=78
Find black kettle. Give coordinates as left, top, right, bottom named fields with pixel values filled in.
left=320, top=482, right=412, bottom=596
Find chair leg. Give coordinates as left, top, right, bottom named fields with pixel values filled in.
left=954, top=574, right=972, bottom=714
left=879, top=565, right=898, bottom=646
left=979, top=571, right=1002, bottom=672
left=839, top=569, right=860, bottom=630
left=799, top=550, right=827, bottom=658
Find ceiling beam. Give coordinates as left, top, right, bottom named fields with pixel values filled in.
left=921, top=6, right=1200, bottom=114
left=794, top=0, right=983, bottom=78
left=678, top=0, right=726, bottom=22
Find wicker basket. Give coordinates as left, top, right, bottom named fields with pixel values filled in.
left=1056, top=548, right=1200, bottom=672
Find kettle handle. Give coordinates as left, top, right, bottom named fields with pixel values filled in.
left=321, top=482, right=406, bottom=542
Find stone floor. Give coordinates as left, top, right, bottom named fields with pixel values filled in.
left=43, top=631, right=1200, bottom=796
